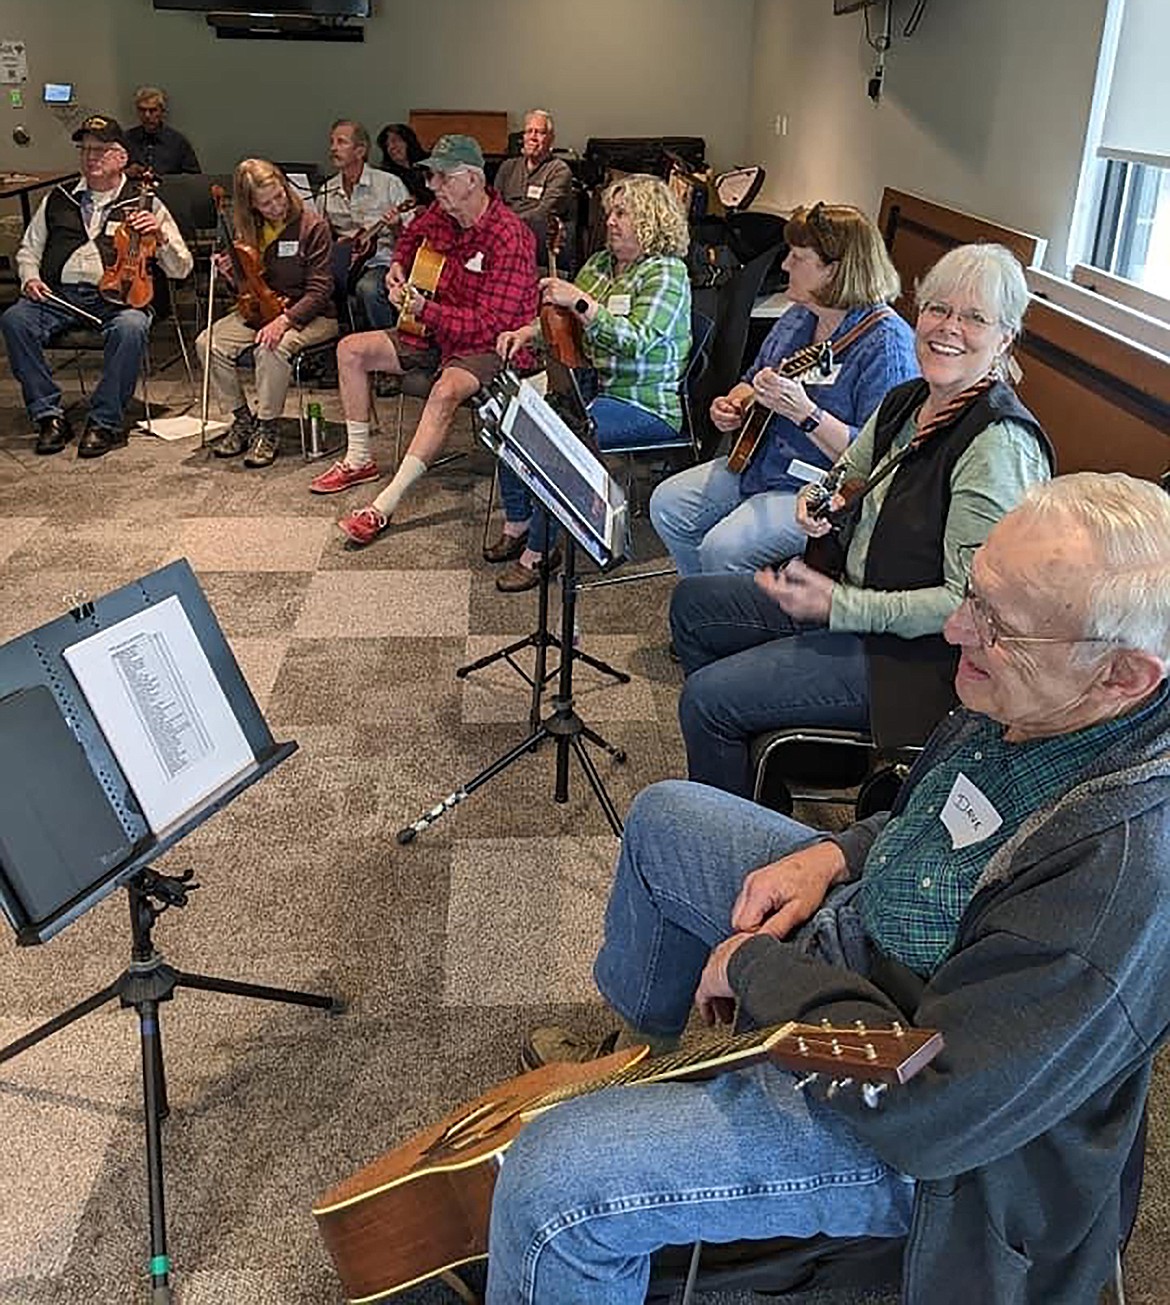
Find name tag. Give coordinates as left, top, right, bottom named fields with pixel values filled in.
left=805, top=363, right=841, bottom=387
left=941, top=772, right=1002, bottom=850
left=607, top=293, right=631, bottom=316
left=526, top=183, right=544, bottom=201
left=277, top=240, right=299, bottom=257
left=464, top=250, right=485, bottom=273
left=786, top=457, right=825, bottom=484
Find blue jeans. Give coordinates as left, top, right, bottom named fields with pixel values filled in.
left=486, top=781, right=914, bottom=1304
left=498, top=396, right=679, bottom=554
left=354, top=263, right=395, bottom=330
left=649, top=455, right=807, bottom=575
left=671, top=575, right=870, bottom=797
left=0, top=285, right=150, bottom=431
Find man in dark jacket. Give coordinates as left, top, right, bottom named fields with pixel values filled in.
left=487, top=472, right=1170, bottom=1305
left=124, top=87, right=200, bottom=177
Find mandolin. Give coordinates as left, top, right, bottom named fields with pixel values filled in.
left=396, top=238, right=446, bottom=339
left=725, top=305, right=895, bottom=475
left=341, top=197, right=419, bottom=273
left=313, top=1019, right=942, bottom=1303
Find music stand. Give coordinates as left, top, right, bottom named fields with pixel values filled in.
left=0, top=562, right=340, bottom=1305
left=397, top=368, right=630, bottom=842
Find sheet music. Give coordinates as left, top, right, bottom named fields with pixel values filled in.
left=63, top=595, right=253, bottom=833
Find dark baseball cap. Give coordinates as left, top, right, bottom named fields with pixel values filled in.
left=71, top=115, right=126, bottom=146
left=420, top=134, right=484, bottom=173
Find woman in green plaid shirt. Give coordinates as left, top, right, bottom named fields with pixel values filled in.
left=490, top=173, right=692, bottom=591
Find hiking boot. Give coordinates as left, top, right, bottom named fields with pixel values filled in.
left=519, top=1025, right=620, bottom=1073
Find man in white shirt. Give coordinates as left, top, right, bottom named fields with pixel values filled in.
left=317, top=119, right=410, bottom=329
left=0, top=114, right=193, bottom=458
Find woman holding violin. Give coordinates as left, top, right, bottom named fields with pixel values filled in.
left=491, top=173, right=692, bottom=592
left=197, top=158, right=337, bottom=468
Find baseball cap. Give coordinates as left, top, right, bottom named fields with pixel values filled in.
left=71, top=115, right=126, bottom=147
left=420, top=134, right=484, bottom=173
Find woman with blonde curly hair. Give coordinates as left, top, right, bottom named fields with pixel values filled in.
left=196, top=158, right=337, bottom=468
left=489, top=173, right=693, bottom=591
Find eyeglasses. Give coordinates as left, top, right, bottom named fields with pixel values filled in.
left=920, top=301, right=999, bottom=333
left=956, top=547, right=1119, bottom=650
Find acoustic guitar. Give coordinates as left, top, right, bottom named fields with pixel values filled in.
left=725, top=306, right=895, bottom=475
left=397, top=238, right=446, bottom=339
left=313, top=1019, right=943, bottom=1302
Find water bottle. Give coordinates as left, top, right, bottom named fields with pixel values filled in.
left=307, top=401, right=324, bottom=457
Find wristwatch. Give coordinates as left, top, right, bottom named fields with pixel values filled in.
left=799, top=406, right=824, bottom=433
left=574, top=297, right=590, bottom=316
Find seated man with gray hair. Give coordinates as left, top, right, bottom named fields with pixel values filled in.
left=491, top=472, right=1170, bottom=1305
left=124, top=86, right=200, bottom=177
left=494, top=109, right=574, bottom=263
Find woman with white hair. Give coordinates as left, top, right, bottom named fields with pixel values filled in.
left=671, top=242, right=1056, bottom=798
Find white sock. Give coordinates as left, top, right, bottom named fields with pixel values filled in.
left=372, top=453, right=426, bottom=517
left=344, top=420, right=372, bottom=468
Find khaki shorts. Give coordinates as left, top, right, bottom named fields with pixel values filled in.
left=386, top=328, right=501, bottom=389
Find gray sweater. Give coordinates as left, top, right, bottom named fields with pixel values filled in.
left=729, top=692, right=1170, bottom=1303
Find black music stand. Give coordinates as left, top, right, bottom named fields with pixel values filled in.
left=0, top=562, right=340, bottom=1305
left=397, top=369, right=630, bottom=841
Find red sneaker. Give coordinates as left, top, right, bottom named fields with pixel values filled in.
left=339, top=506, right=389, bottom=546
left=309, top=459, right=380, bottom=494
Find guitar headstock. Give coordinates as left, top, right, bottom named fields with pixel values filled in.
left=765, top=1019, right=942, bottom=1086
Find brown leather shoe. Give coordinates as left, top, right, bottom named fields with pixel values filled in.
left=77, top=423, right=129, bottom=459
left=495, top=546, right=562, bottom=593
left=483, top=529, right=528, bottom=563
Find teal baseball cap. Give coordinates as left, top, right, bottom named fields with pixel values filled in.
left=420, top=134, right=485, bottom=173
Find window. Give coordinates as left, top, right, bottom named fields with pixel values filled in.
left=1089, top=159, right=1170, bottom=298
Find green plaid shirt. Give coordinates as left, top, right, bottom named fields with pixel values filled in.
left=858, top=685, right=1169, bottom=976
left=576, top=250, right=691, bottom=430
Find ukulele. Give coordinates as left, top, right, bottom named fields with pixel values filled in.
left=396, top=238, right=447, bottom=339
left=313, top=1019, right=942, bottom=1302
left=725, top=306, right=895, bottom=475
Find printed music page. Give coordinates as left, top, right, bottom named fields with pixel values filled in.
left=63, top=596, right=254, bottom=834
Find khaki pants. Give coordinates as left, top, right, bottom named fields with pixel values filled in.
left=196, top=310, right=339, bottom=421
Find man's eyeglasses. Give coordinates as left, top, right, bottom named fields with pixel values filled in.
left=957, top=546, right=1119, bottom=650
left=920, top=301, right=999, bottom=333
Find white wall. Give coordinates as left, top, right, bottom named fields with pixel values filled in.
left=748, top=0, right=1111, bottom=272
left=0, top=0, right=755, bottom=176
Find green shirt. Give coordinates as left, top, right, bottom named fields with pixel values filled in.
left=828, top=406, right=1052, bottom=639
left=858, top=685, right=1168, bottom=975
left=575, top=250, right=691, bottom=430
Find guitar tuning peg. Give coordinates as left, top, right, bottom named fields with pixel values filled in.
left=862, top=1082, right=888, bottom=1110
left=793, top=1073, right=819, bottom=1092
left=825, top=1077, right=854, bottom=1099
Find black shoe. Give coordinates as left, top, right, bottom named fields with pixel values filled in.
left=76, top=423, right=129, bottom=459
left=211, top=410, right=253, bottom=459
left=35, top=414, right=74, bottom=456
left=243, top=421, right=280, bottom=468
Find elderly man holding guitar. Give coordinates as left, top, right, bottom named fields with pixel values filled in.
left=313, top=474, right=1170, bottom=1305
left=309, top=134, right=539, bottom=548
left=650, top=203, right=917, bottom=576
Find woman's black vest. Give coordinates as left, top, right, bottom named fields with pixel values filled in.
left=838, top=377, right=1054, bottom=749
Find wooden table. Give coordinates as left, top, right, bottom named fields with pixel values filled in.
left=0, top=170, right=77, bottom=225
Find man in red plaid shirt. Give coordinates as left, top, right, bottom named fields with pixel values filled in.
left=310, top=134, right=539, bottom=547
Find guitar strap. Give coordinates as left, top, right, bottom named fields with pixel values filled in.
left=780, top=304, right=896, bottom=379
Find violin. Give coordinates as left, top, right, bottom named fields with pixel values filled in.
left=210, top=184, right=289, bottom=330
left=99, top=172, right=159, bottom=309
left=540, top=216, right=587, bottom=369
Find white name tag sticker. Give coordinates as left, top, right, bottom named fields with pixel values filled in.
left=464, top=250, right=485, bottom=273
left=941, top=771, right=1002, bottom=850
left=805, top=364, right=842, bottom=387
left=786, top=457, right=826, bottom=484
left=277, top=240, right=299, bottom=257
left=607, top=293, right=631, bottom=316
left=526, top=183, right=544, bottom=200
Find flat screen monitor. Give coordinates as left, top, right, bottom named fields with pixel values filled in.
left=42, top=82, right=74, bottom=104
left=154, top=0, right=370, bottom=12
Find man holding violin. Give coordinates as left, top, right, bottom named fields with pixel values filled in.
left=318, top=119, right=410, bottom=329
left=1, top=114, right=192, bottom=458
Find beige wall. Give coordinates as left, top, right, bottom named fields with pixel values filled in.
left=0, top=0, right=755, bottom=175
left=748, top=0, right=1110, bottom=272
